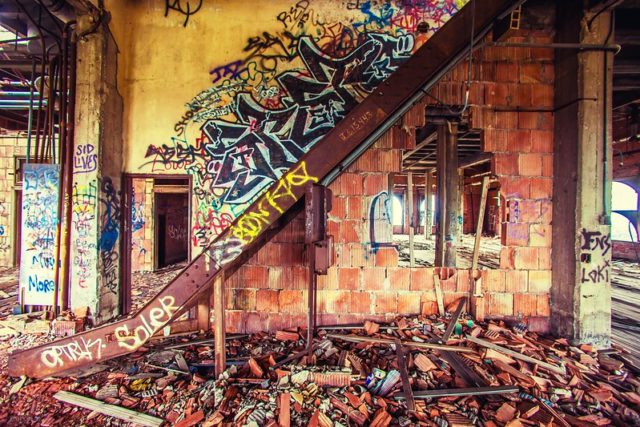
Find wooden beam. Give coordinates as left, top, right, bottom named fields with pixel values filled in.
left=326, top=333, right=475, bottom=353
left=54, top=391, right=163, bottom=427
left=197, top=286, right=211, bottom=332
left=408, top=172, right=415, bottom=267
left=435, top=125, right=447, bottom=266
left=214, top=273, right=226, bottom=377
left=470, top=176, right=490, bottom=321
left=424, top=171, right=434, bottom=239
left=466, top=335, right=566, bottom=375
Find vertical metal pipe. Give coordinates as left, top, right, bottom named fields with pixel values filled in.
left=26, top=58, right=36, bottom=163
left=61, top=36, right=76, bottom=310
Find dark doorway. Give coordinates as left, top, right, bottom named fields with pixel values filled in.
left=154, top=192, right=189, bottom=269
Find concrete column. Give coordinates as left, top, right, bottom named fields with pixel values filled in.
left=70, top=16, right=124, bottom=323
left=551, top=1, right=613, bottom=347
left=435, top=122, right=460, bottom=267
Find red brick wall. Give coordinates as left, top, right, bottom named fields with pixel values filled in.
left=613, top=241, right=640, bottom=261
left=223, top=30, right=555, bottom=334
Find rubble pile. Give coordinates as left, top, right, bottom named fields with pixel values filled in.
left=1, top=305, right=640, bottom=426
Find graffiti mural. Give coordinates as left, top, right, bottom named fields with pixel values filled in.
left=99, top=178, right=121, bottom=296
left=71, top=181, right=98, bottom=290
left=579, top=227, right=612, bottom=285
left=19, top=164, right=60, bottom=306
left=143, top=0, right=465, bottom=249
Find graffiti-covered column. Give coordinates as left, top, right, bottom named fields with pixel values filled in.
left=70, top=14, right=124, bottom=323
left=551, top=1, right=612, bottom=347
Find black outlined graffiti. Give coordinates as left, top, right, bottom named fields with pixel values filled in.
left=164, top=0, right=203, bottom=27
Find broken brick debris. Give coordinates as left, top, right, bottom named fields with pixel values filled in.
left=0, top=311, right=639, bottom=426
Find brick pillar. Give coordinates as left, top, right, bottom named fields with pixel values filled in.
left=69, top=18, right=124, bottom=322
left=551, top=1, right=612, bottom=347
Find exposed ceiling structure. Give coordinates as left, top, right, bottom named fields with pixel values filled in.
left=0, top=0, right=73, bottom=132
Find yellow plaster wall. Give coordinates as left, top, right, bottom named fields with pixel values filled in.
left=104, top=0, right=466, bottom=253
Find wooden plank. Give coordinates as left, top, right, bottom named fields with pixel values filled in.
left=404, top=385, right=519, bottom=399
left=442, top=297, right=467, bottom=342
left=408, top=172, right=415, bottom=268
left=326, top=333, right=474, bottom=353
left=152, top=185, right=189, bottom=194
left=54, top=391, right=163, bottom=427
left=425, top=171, right=434, bottom=239
left=394, top=339, right=416, bottom=411
left=214, top=273, right=226, bottom=377
left=466, top=335, right=566, bottom=375
left=471, top=176, right=490, bottom=291
left=433, top=274, right=445, bottom=316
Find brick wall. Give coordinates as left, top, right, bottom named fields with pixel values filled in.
left=223, top=30, right=555, bottom=334
left=613, top=241, right=640, bottom=261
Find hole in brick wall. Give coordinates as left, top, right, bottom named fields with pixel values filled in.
left=389, top=167, right=501, bottom=269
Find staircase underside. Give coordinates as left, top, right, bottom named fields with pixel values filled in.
left=8, top=0, right=518, bottom=378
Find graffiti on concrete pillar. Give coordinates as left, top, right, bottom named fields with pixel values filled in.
left=579, top=227, right=612, bottom=284
left=19, top=164, right=60, bottom=306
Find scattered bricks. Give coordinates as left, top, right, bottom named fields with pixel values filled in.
left=373, top=291, right=398, bottom=314
left=410, top=267, right=434, bottom=291
left=518, top=153, right=543, bottom=176
left=495, top=403, right=517, bottom=424
left=279, top=290, right=306, bottom=313
left=502, top=222, right=529, bottom=247
left=174, top=410, right=204, bottom=427
left=375, top=247, right=398, bottom=267
left=504, top=270, right=528, bottom=293
left=364, top=174, right=387, bottom=196
left=414, top=353, right=437, bottom=372
left=339, top=268, right=361, bottom=290
left=387, top=267, right=411, bottom=290
left=529, top=269, right=552, bottom=292
left=350, top=292, right=372, bottom=314
left=507, top=129, right=532, bottom=152
left=397, top=292, right=421, bottom=314
left=500, top=247, right=516, bottom=269
left=530, top=130, right=553, bottom=153
left=530, top=224, right=552, bottom=247
left=362, top=267, right=387, bottom=291
left=492, top=153, right=519, bottom=176
left=483, top=270, right=506, bottom=292
left=514, top=293, right=538, bottom=317
left=530, top=177, right=553, bottom=199
left=347, top=196, right=364, bottom=219
left=318, top=290, right=351, bottom=314
left=455, top=270, right=471, bottom=293
left=487, top=293, right=514, bottom=317
left=275, top=330, right=300, bottom=341
left=256, top=290, right=280, bottom=313
left=514, top=247, right=539, bottom=270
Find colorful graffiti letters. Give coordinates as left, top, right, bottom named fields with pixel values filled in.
left=114, top=296, right=179, bottom=350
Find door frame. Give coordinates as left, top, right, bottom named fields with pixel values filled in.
left=120, top=173, right=192, bottom=315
